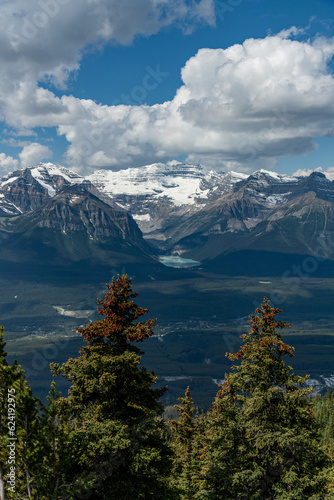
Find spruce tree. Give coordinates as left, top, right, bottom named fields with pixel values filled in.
left=31, top=381, right=75, bottom=499
left=313, top=389, right=334, bottom=496
left=0, top=326, right=42, bottom=500
left=201, top=381, right=244, bottom=499
left=170, top=387, right=204, bottom=499
left=202, top=298, right=330, bottom=499
left=52, top=275, right=173, bottom=500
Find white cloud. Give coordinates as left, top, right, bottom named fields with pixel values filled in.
left=0, top=153, right=19, bottom=176
left=0, top=0, right=215, bottom=91
left=54, top=33, right=334, bottom=173
left=1, top=6, right=334, bottom=174
left=0, top=0, right=215, bottom=170
left=19, top=142, right=52, bottom=167
left=324, top=167, right=334, bottom=181
left=277, top=26, right=307, bottom=39
left=293, top=166, right=334, bottom=180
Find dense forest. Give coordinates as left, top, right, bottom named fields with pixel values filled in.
left=0, top=276, right=334, bottom=499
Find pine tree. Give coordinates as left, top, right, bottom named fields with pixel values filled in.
left=0, top=326, right=42, bottom=500
left=200, top=381, right=245, bottom=499
left=202, top=298, right=330, bottom=499
left=51, top=275, right=173, bottom=500
left=31, top=381, right=75, bottom=499
left=170, top=387, right=203, bottom=499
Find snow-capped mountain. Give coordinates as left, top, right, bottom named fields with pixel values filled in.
left=3, top=161, right=334, bottom=267
left=29, top=162, right=84, bottom=195
left=0, top=163, right=84, bottom=216
left=0, top=164, right=156, bottom=277
left=87, top=161, right=247, bottom=207
left=163, top=169, right=334, bottom=266
left=87, top=161, right=248, bottom=237
left=0, top=163, right=122, bottom=218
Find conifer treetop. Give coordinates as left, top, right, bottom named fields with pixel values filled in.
left=221, top=297, right=309, bottom=397
left=77, top=275, right=156, bottom=349
left=228, top=297, right=292, bottom=362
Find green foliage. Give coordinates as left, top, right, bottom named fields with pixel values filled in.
left=2, top=286, right=334, bottom=499
left=51, top=275, right=173, bottom=500
left=198, top=298, right=331, bottom=499
left=0, top=325, right=45, bottom=499
left=313, top=389, right=334, bottom=496
left=170, top=387, right=205, bottom=499
left=313, top=388, right=334, bottom=450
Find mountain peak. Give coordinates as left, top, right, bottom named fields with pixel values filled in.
left=308, top=171, right=327, bottom=180
left=249, top=169, right=299, bottom=183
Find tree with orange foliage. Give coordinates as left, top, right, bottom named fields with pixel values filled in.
left=201, top=298, right=330, bottom=499
left=51, top=275, right=173, bottom=500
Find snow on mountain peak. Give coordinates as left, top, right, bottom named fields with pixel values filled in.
left=30, top=163, right=84, bottom=196
left=0, top=161, right=306, bottom=221
left=254, top=169, right=299, bottom=183
left=87, top=162, right=210, bottom=206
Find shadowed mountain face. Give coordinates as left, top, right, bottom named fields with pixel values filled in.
left=0, top=174, right=158, bottom=284
left=2, top=164, right=334, bottom=278
left=0, top=168, right=50, bottom=215
left=160, top=171, right=334, bottom=267
left=22, top=184, right=147, bottom=243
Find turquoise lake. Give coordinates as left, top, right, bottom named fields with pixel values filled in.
left=159, top=256, right=201, bottom=268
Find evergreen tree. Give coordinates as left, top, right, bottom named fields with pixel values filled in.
left=200, top=381, right=245, bottom=499
left=313, top=388, right=334, bottom=451
left=313, top=389, right=334, bottom=496
left=170, top=387, right=204, bottom=499
left=202, top=298, right=330, bottom=499
left=52, top=275, right=173, bottom=500
left=31, top=381, right=76, bottom=499
left=0, top=326, right=43, bottom=500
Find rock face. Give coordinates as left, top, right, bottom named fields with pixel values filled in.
left=87, top=162, right=247, bottom=238
left=0, top=169, right=50, bottom=215
left=3, top=163, right=334, bottom=266
left=163, top=169, right=334, bottom=261
left=0, top=163, right=85, bottom=216
left=27, top=184, right=147, bottom=245
left=0, top=165, right=153, bottom=270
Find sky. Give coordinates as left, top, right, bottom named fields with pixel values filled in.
left=0, top=0, right=334, bottom=178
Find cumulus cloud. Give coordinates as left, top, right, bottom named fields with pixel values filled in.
left=1, top=3, right=334, bottom=173
left=54, top=33, right=334, bottom=173
left=277, top=26, right=307, bottom=39
left=1, top=0, right=215, bottom=91
left=19, top=142, right=52, bottom=167
left=0, top=153, right=19, bottom=176
left=293, top=166, right=334, bottom=180
left=323, top=168, right=334, bottom=181
left=0, top=0, right=215, bottom=170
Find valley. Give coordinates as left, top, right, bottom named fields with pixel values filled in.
left=2, top=269, right=334, bottom=408
left=1, top=162, right=334, bottom=408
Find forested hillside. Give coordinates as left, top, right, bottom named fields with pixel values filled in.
left=0, top=277, right=333, bottom=499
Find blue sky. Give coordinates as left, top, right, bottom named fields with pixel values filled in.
left=0, top=0, right=334, bottom=177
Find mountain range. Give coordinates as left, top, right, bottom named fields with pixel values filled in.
left=2, top=162, right=334, bottom=405
left=1, top=161, right=334, bottom=277
left=0, top=164, right=157, bottom=284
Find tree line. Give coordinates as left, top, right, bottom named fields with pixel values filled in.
left=0, top=275, right=333, bottom=499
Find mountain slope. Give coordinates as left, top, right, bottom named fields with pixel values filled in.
left=3, top=163, right=334, bottom=272
left=87, top=162, right=247, bottom=239
left=0, top=182, right=160, bottom=285
left=169, top=171, right=334, bottom=269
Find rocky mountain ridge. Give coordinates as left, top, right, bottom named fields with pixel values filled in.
left=0, top=165, right=154, bottom=274
left=163, top=170, right=334, bottom=262
left=2, top=162, right=334, bottom=267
